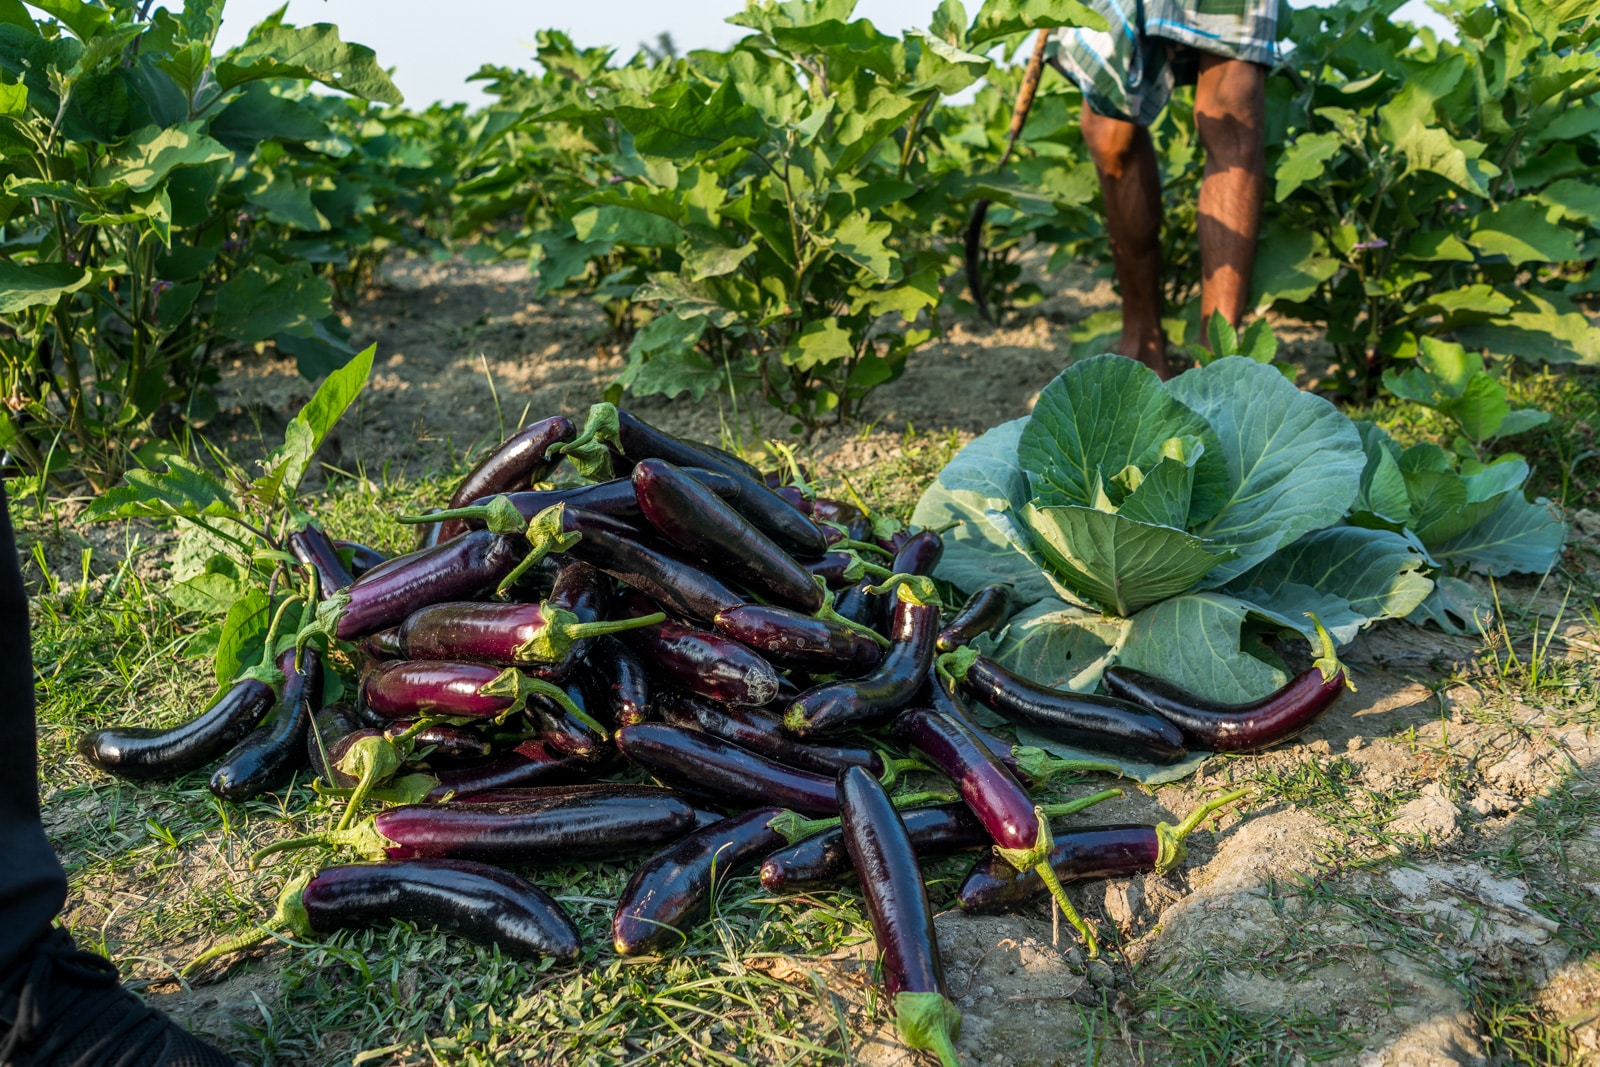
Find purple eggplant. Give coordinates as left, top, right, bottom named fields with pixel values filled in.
left=713, top=603, right=881, bottom=674
left=478, top=467, right=741, bottom=527
left=367, top=740, right=589, bottom=804
left=1099, top=618, right=1350, bottom=752
left=396, top=600, right=661, bottom=667
left=254, top=784, right=696, bottom=865
left=184, top=859, right=580, bottom=975
left=936, top=584, right=1014, bottom=652
left=437, top=416, right=576, bottom=541
left=656, top=690, right=885, bottom=778
left=615, top=723, right=841, bottom=815
left=576, top=635, right=651, bottom=726
left=620, top=609, right=782, bottom=708
left=612, top=807, right=788, bottom=955
left=632, top=459, right=823, bottom=612
left=332, top=540, right=389, bottom=578
left=288, top=524, right=356, bottom=595
left=784, top=577, right=939, bottom=737
left=940, top=648, right=1187, bottom=764
left=208, top=649, right=324, bottom=802
left=362, top=660, right=601, bottom=737
left=331, top=531, right=525, bottom=640
left=78, top=678, right=274, bottom=780
left=836, top=767, right=961, bottom=1067
left=955, top=789, right=1252, bottom=913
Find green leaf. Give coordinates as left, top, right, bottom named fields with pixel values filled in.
left=81, top=455, right=242, bottom=523
left=213, top=259, right=334, bottom=343
left=1115, top=437, right=1202, bottom=529
left=1406, top=576, right=1490, bottom=635
left=828, top=210, right=895, bottom=281
left=1453, top=289, right=1600, bottom=365
left=90, top=122, right=229, bottom=193
left=0, top=260, right=89, bottom=314
left=216, top=21, right=403, bottom=104
left=572, top=205, right=681, bottom=248
left=1353, top=422, right=1411, bottom=525
left=29, top=0, right=107, bottom=42
left=1438, top=373, right=1510, bottom=441
left=168, top=571, right=247, bottom=616
left=1461, top=457, right=1531, bottom=503
left=1274, top=132, right=1341, bottom=202
left=243, top=169, right=329, bottom=231
left=253, top=343, right=375, bottom=504
left=613, top=79, right=764, bottom=163
left=1430, top=493, right=1566, bottom=576
left=1168, top=357, right=1366, bottom=585
left=683, top=241, right=756, bottom=281
left=1377, top=54, right=1466, bottom=140
left=967, top=0, right=1108, bottom=47
left=1249, top=222, right=1339, bottom=307
left=1018, top=354, right=1218, bottom=510
left=1022, top=503, right=1233, bottom=618
left=1536, top=177, right=1600, bottom=224
left=208, top=82, right=330, bottom=150
left=213, top=587, right=270, bottom=688
left=1395, top=125, right=1498, bottom=196
left=1224, top=526, right=1434, bottom=644
left=782, top=318, right=854, bottom=371
left=1118, top=593, right=1289, bottom=705
left=911, top=417, right=1059, bottom=605
left=1490, top=408, right=1552, bottom=439
left=1468, top=199, right=1584, bottom=264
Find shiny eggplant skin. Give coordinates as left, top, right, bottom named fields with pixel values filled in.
left=288, top=525, right=356, bottom=595
left=612, top=807, right=787, bottom=955
left=554, top=507, right=743, bottom=624
left=77, top=678, right=274, bottom=780
left=302, top=858, right=581, bottom=961
left=615, top=723, right=841, bottom=815
left=209, top=649, right=324, bottom=801
left=337, top=531, right=525, bottom=640
left=332, top=540, right=389, bottom=579
left=760, top=803, right=986, bottom=891
left=890, top=707, right=1035, bottom=852
left=396, top=592, right=641, bottom=670
left=526, top=684, right=608, bottom=762
left=803, top=553, right=867, bottom=591
left=363, top=660, right=515, bottom=720
left=369, top=785, right=696, bottom=863
left=577, top=636, right=651, bottom=726
left=307, top=704, right=367, bottom=784
left=712, top=604, right=881, bottom=674
left=390, top=721, right=493, bottom=763
left=915, top=667, right=1025, bottom=782
left=620, top=612, right=781, bottom=708
left=838, top=767, right=940, bottom=1000
left=952, top=653, right=1187, bottom=764
left=657, top=690, right=883, bottom=778
left=438, top=416, right=576, bottom=541
left=783, top=588, right=938, bottom=736
left=936, top=584, right=1014, bottom=653
left=890, top=530, right=943, bottom=577
left=486, top=468, right=741, bottom=526
left=362, top=627, right=406, bottom=661
left=609, top=408, right=824, bottom=557
left=632, top=459, right=823, bottom=613
left=955, top=826, right=1155, bottom=913
left=810, top=498, right=864, bottom=525
left=1100, top=664, right=1345, bottom=753
left=414, top=740, right=587, bottom=801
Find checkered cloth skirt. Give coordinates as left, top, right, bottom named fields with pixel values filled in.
left=1049, top=0, right=1280, bottom=125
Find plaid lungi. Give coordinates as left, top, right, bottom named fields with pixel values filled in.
left=1049, top=0, right=1280, bottom=126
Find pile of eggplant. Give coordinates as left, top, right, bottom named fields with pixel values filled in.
left=79, top=404, right=1349, bottom=1064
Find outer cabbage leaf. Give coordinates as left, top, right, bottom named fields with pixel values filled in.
left=983, top=597, right=1128, bottom=693
left=1166, top=357, right=1365, bottom=585
left=1224, top=526, right=1434, bottom=644
left=911, top=419, right=1058, bottom=605
left=1407, top=575, right=1491, bottom=634
left=1117, top=592, right=1290, bottom=704
left=1017, top=354, right=1222, bottom=511
left=1023, top=503, right=1233, bottom=618
left=1431, top=493, right=1566, bottom=575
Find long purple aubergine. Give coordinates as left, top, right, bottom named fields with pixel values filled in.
left=396, top=600, right=661, bottom=668
left=288, top=524, right=357, bottom=595
left=367, top=740, right=588, bottom=804
left=362, top=660, right=595, bottom=735
left=955, top=789, right=1252, bottom=913
left=209, top=648, right=324, bottom=802
left=481, top=468, right=741, bottom=526
left=557, top=404, right=825, bottom=557
left=761, top=803, right=985, bottom=892
left=333, top=531, right=525, bottom=640
left=576, top=635, right=650, bottom=726
left=253, top=784, right=696, bottom=865
left=612, top=807, right=788, bottom=955
left=936, top=584, right=1014, bottom=652
left=437, top=416, right=575, bottom=541
left=615, top=723, right=841, bottom=815
left=836, top=766, right=961, bottom=1067
left=78, top=678, right=275, bottom=780
left=655, top=690, right=883, bottom=778
left=619, top=609, right=782, bottom=707
left=713, top=603, right=881, bottom=674
left=184, top=859, right=581, bottom=975
left=632, top=459, right=823, bottom=612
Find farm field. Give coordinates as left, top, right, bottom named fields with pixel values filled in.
left=16, top=255, right=1600, bottom=1065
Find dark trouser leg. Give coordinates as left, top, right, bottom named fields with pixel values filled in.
left=0, top=483, right=67, bottom=976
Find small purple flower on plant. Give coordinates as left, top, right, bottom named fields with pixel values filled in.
left=1352, top=238, right=1388, bottom=251
left=149, top=279, right=175, bottom=299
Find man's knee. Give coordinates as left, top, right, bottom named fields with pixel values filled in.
left=1194, top=57, right=1265, bottom=164
left=1081, top=105, right=1150, bottom=180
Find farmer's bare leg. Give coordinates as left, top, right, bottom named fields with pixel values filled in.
left=1081, top=103, right=1169, bottom=378
left=1193, top=54, right=1266, bottom=340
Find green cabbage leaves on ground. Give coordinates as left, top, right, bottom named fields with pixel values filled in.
left=913, top=356, right=1568, bottom=735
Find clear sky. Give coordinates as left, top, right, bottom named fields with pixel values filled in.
left=203, top=0, right=1450, bottom=109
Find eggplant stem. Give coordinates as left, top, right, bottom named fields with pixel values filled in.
left=996, top=810, right=1100, bottom=958
left=399, top=495, right=526, bottom=536
left=812, top=576, right=890, bottom=650
left=552, top=402, right=619, bottom=479
left=1305, top=612, right=1355, bottom=691
left=836, top=538, right=892, bottom=558
left=877, top=755, right=931, bottom=791
left=1037, top=788, right=1124, bottom=819
left=182, top=872, right=313, bottom=977
left=936, top=647, right=977, bottom=690
left=496, top=504, right=582, bottom=596
left=333, top=735, right=404, bottom=832
left=865, top=574, right=941, bottom=609
left=478, top=668, right=610, bottom=739
left=894, top=991, right=963, bottom=1067
left=1154, top=787, right=1254, bottom=875
left=1012, top=746, right=1124, bottom=786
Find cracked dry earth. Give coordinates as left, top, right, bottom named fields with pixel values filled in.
left=64, top=256, right=1599, bottom=1065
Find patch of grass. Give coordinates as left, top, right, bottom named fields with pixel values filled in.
left=813, top=424, right=964, bottom=522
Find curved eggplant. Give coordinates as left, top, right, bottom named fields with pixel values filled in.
left=438, top=416, right=576, bottom=541
left=77, top=679, right=274, bottom=780
left=210, top=649, right=324, bottom=802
